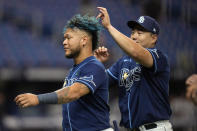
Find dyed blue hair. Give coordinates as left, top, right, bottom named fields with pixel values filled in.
left=63, top=14, right=102, bottom=50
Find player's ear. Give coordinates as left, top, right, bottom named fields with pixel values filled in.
left=80, top=36, right=88, bottom=47
left=151, top=34, right=158, bottom=44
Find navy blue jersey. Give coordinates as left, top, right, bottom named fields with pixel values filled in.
left=62, top=56, right=110, bottom=131
left=107, top=48, right=172, bottom=128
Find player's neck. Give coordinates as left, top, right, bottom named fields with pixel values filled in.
left=74, top=52, right=93, bottom=65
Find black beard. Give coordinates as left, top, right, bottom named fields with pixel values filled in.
left=65, top=49, right=80, bottom=59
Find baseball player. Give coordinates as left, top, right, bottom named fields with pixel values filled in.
left=15, top=14, right=113, bottom=131
left=95, top=7, right=173, bottom=131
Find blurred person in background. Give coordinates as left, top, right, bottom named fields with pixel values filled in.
left=95, top=7, right=173, bottom=131
left=14, top=14, right=113, bottom=131
left=186, top=74, right=197, bottom=105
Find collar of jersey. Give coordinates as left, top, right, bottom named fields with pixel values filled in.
left=71, top=56, right=96, bottom=74
left=73, top=56, right=95, bottom=68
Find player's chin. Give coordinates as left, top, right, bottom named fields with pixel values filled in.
left=65, top=53, right=73, bottom=59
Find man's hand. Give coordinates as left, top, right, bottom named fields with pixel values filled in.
left=186, top=74, right=197, bottom=86
left=94, top=46, right=109, bottom=63
left=97, top=7, right=111, bottom=29
left=15, top=93, right=39, bottom=108
left=186, top=74, right=197, bottom=105
left=186, top=85, right=197, bottom=105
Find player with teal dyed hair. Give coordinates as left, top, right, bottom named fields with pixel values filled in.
left=15, top=14, right=113, bottom=131
left=64, top=14, right=103, bottom=51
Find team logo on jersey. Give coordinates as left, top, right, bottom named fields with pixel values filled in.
left=120, top=67, right=141, bottom=91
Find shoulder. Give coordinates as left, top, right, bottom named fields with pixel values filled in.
left=82, top=59, right=105, bottom=72
left=147, top=48, right=168, bottom=61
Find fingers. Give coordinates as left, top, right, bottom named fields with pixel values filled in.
left=98, top=46, right=108, bottom=52
left=14, top=94, right=31, bottom=108
left=186, top=77, right=193, bottom=86
left=21, top=103, right=30, bottom=108
left=18, top=100, right=29, bottom=108
left=97, top=7, right=108, bottom=18
left=186, top=74, right=197, bottom=86
left=96, top=13, right=103, bottom=19
left=97, top=46, right=109, bottom=56
left=97, top=7, right=107, bottom=12
left=97, top=7, right=107, bottom=16
left=94, top=46, right=109, bottom=63
left=15, top=94, right=26, bottom=104
left=95, top=46, right=106, bottom=52
left=186, top=85, right=197, bottom=101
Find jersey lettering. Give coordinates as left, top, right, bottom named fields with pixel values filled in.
left=120, top=67, right=141, bottom=91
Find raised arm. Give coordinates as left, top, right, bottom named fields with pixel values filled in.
left=97, top=7, right=153, bottom=68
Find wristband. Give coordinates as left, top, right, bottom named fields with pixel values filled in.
left=37, top=92, right=58, bottom=104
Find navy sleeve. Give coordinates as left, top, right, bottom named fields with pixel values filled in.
left=147, top=48, right=169, bottom=73
left=106, top=58, right=123, bottom=84
left=75, top=63, right=107, bottom=94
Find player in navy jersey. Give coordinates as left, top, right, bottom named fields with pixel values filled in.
left=95, top=7, right=173, bottom=131
left=15, top=14, right=113, bottom=131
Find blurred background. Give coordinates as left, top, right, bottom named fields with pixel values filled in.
left=0, top=0, right=196, bottom=131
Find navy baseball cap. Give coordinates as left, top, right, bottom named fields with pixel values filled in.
left=127, top=16, right=160, bottom=35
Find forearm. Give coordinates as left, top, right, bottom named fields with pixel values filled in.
left=107, top=25, right=139, bottom=55
left=37, top=87, right=77, bottom=104
left=107, top=25, right=153, bottom=67
left=55, top=86, right=79, bottom=104
left=38, top=83, right=89, bottom=104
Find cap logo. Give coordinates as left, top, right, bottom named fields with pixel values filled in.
left=153, top=28, right=156, bottom=32
left=138, top=16, right=145, bottom=23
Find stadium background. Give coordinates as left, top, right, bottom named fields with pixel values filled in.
left=0, top=0, right=196, bottom=130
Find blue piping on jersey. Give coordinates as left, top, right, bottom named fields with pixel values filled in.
left=128, top=93, right=132, bottom=128
left=66, top=57, right=97, bottom=130
left=67, top=104, right=72, bottom=131
left=75, top=80, right=94, bottom=93
left=107, top=69, right=118, bottom=80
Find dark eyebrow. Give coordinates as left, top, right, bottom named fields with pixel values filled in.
left=64, top=34, right=69, bottom=38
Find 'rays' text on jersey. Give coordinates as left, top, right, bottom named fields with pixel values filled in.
left=120, top=67, right=141, bottom=91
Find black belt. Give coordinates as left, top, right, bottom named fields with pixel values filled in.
left=128, top=123, right=157, bottom=131
left=130, top=128, right=140, bottom=131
